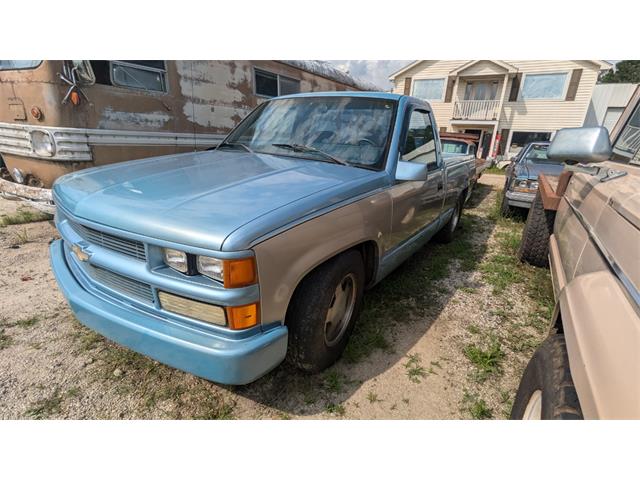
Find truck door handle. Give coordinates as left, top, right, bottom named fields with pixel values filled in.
left=437, top=182, right=443, bottom=191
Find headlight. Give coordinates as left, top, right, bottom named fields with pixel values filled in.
left=163, top=248, right=188, bottom=273
left=529, top=181, right=539, bottom=191
left=30, top=130, right=56, bottom=157
left=197, top=255, right=257, bottom=288
left=197, top=256, right=224, bottom=282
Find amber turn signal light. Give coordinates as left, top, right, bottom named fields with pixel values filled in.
left=70, top=91, right=81, bottom=105
left=223, top=257, right=257, bottom=289
left=226, top=302, right=259, bottom=330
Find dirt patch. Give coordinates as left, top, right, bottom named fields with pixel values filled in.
left=0, top=177, right=552, bottom=419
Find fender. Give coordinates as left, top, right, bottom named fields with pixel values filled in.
left=558, top=271, right=640, bottom=419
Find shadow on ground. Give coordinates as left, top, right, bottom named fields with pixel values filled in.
left=229, top=183, right=499, bottom=415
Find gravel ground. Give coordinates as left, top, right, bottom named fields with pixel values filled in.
left=0, top=174, right=552, bottom=419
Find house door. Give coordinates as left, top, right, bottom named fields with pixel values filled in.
left=480, top=130, right=492, bottom=159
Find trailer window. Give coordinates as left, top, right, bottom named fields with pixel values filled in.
left=0, top=60, right=41, bottom=71
left=255, top=69, right=301, bottom=97
left=111, top=61, right=167, bottom=92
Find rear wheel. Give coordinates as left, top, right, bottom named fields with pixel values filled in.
left=518, top=189, right=555, bottom=268
left=435, top=195, right=462, bottom=243
left=511, top=334, right=583, bottom=420
left=286, top=250, right=365, bottom=373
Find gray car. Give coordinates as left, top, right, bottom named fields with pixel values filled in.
left=500, top=142, right=564, bottom=215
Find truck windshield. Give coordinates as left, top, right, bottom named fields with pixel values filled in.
left=225, top=96, right=396, bottom=170
left=523, top=144, right=555, bottom=163
left=612, top=101, right=640, bottom=166
left=0, top=61, right=41, bottom=71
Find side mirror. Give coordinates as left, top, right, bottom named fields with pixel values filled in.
left=548, top=127, right=612, bottom=164
left=395, top=160, right=428, bottom=181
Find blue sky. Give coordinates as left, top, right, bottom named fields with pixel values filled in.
left=328, top=60, right=410, bottom=90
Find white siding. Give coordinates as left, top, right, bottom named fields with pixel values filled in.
left=392, top=60, right=607, bottom=134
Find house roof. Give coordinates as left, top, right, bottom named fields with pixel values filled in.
left=449, top=60, right=517, bottom=75
left=389, top=60, right=613, bottom=80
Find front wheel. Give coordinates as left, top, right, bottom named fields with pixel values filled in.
left=518, top=189, right=555, bottom=267
left=510, top=334, right=583, bottom=420
left=286, top=250, right=365, bottom=373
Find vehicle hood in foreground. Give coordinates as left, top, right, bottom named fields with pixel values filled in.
left=53, top=150, right=386, bottom=251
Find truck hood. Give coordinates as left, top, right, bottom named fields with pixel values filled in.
left=53, top=150, right=384, bottom=251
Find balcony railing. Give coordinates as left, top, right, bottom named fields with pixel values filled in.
left=452, top=100, right=500, bottom=121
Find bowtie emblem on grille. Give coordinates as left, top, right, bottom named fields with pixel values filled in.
left=71, top=243, right=91, bottom=262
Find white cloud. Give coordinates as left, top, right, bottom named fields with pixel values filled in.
left=328, top=60, right=411, bottom=91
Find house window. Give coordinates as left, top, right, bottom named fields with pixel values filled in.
left=520, top=73, right=567, bottom=100
left=255, top=69, right=301, bottom=97
left=111, top=61, right=167, bottom=92
left=412, top=79, right=445, bottom=101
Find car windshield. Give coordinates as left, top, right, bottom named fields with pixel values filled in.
left=612, top=101, right=640, bottom=166
left=0, top=60, right=41, bottom=71
left=225, top=96, right=396, bottom=170
left=523, top=144, right=555, bottom=163
left=441, top=140, right=468, bottom=154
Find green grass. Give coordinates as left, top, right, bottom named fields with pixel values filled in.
left=367, top=392, right=381, bottom=404
left=464, top=339, right=505, bottom=382
left=484, top=166, right=506, bottom=175
left=404, top=353, right=427, bottom=383
left=25, top=389, right=63, bottom=419
left=462, top=391, right=493, bottom=419
left=0, top=208, right=52, bottom=226
left=326, top=403, right=346, bottom=416
left=323, top=371, right=345, bottom=394
left=16, top=315, right=41, bottom=328
left=0, top=329, right=12, bottom=350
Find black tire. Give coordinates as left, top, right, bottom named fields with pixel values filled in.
left=500, top=189, right=513, bottom=217
left=435, top=195, right=462, bottom=243
left=510, top=334, right=583, bottom=420
left=286, top=250, right=365, bottom=373
left=518, top=189, right=555, bottom=268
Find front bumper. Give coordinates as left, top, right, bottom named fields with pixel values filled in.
left=50, top=239, right=288, bottom=385
left=505, top=190, right=535, bottom=209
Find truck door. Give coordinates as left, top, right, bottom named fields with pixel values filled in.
left=388, top=108, right=445, bottom=246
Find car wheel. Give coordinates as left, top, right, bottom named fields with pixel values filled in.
left=286, top=249, right=365, bottom=373
left=518, top=189, right=555, bottom=268
left=500, top=189, right=513, bottom=217
left=511, top=334, right=583, bottom=420
left=435, top=195, right=462, bottom=244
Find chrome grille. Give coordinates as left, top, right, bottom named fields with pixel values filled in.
left=70, top=221, right=146, bottom=261
left=86, top=264, right=154, bottom=305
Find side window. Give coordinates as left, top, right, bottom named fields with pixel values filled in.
left=402, top=110, right=439, bottom=170
left=88, top=61, right=167, bottom=93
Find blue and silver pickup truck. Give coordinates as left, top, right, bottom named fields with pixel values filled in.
left=50, top=92, right=474, bottom=384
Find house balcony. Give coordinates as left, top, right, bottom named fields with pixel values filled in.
left=452, top=100, right=500, bottom=121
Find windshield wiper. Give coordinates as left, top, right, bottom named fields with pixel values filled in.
left=272, top=143, right=348, bottom=166
left=217, top=141, right=254, bottom=153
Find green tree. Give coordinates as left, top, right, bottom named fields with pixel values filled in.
left=600, top=60, right=640, bottom=83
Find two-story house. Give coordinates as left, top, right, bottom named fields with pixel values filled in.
left=390, top=60, right=612, bottom=161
